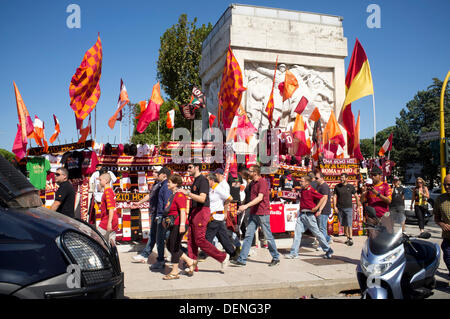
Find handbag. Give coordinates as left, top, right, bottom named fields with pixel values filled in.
left=162, top=192, right=177, bottom=229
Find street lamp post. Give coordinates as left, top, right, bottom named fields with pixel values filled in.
left=439, top=70, right=450, bottom=192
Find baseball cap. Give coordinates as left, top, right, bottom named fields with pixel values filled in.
left=214, top=168, right=224, bottom=175
left=393, top=176, right=400, bottom=180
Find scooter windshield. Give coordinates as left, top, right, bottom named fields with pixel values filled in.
left=368, top=212, right=403, bottom=255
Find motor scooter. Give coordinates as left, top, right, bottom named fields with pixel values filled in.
left=356, top=207, right=440, bottom=299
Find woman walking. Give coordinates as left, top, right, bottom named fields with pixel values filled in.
left=410, top=177, right=430, bottom=234
left=162, top=174, right=197, bottom=280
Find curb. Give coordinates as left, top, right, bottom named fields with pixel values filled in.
left=125, top=278, right=360, bottom=299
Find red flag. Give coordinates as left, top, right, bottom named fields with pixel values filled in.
left=69, top=34, right=102, bottom=122
left=108, top=78, right=130, bottom=129
left=294, top=96, right=309, bottom=115
left=218, top=46, right=246, bottom=130
left=309, top=107, right=321, bottom=122
left=12, top=124, right=27, bottom=160
left=137, top=82, right=164, bottom=133
left=135, top=101, right=147, bottom=120
left=166, top=109, right=175, bottom=129
left=49, top=114, right=60, bottom=144
left=292, top=114, right=310, bottom=156
left=264, top=56, right=278, bottom=125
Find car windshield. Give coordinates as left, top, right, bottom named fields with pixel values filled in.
left=368, top=213, right=404, bottom=255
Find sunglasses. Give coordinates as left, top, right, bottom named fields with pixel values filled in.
left=55, top=173, right=61, bottom=176
left=188, top=166, right=194, bottom=169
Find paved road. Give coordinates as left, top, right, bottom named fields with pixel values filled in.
left=118, top=218, right=449, bottom=299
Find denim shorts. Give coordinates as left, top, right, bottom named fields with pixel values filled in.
left=338, top=207, right=353, bottom=227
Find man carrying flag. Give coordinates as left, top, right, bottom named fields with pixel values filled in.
left=108, top=79, right=130, bottom=129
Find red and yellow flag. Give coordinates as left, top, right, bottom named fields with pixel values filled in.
left=108, top=78, right=130, bottom=129
left=218, top=46, right=246, bottom=130
left=166, top=109, right=175, bottom=129
left=13, top=81, right=34, bottom=143
left=69, top=34, right=103, bottom=122
left=340, top=38, right=374, bottom=155
left=264, top=56, right=278, bottom=126
left=292, top=114, right=311, bottom=156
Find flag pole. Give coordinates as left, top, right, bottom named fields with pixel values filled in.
left=157, top=120, right=160, bottom=145
left=372, top=94, right=376, bottom=158
left=119, top=121, right=122, bottom=144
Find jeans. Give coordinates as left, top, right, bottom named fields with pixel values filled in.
left=317, top=214, right=331, bottom=243
left=290, top=213, right=331, bottom=256
left=237, top=214, right=280, bottom=264
left=140, top=214, right=168, bottom=262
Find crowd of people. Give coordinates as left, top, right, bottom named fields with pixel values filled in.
left=45, top=163, right=450, bottom=280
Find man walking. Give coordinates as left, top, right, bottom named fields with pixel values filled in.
left=286, top=176, right=334, bottom=259
left=132, top=167, right=163, bottom=263
left=315, top=171, right=332, bottom=245
left=390, top=176, right=406, bottom=232
left=182, top=163, right=228, bottom=273
left=97, top=173, right=118, bottom=246
left=333, top=173, right=361, bottom=246
left=433, top=174, right=450, bottom=278
left=51, top=168, right=75, bottom=219
left=231, top=165, right=280, bottom=267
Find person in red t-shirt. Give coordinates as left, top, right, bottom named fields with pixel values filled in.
left=162, top=174, right=197, bottom=280
left=361, top=166, right=392, bottom=218
left=286, top=175, right=334, bottom=259
left=98, top=173, right=118, bottom=246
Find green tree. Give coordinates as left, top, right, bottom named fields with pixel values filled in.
left=362, top=78, right=450, bottom=185
left=131, top=14, right=212, bottom=144
left=0, top=149, right=15, bottom=161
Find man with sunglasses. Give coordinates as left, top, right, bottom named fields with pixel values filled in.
left=433, top=174, right=450, bottom=278
left=361, top=166, right=392, bottom=218
left=50, top=168, right=75, bottom=219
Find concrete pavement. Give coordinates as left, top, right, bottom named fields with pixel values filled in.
left=118, top=221, right=449, bottom=299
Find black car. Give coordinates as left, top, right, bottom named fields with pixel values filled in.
left=0, top=156, right=124, bottom=299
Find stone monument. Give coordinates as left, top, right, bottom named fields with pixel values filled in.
left=199, top=4, right=348, bottom=140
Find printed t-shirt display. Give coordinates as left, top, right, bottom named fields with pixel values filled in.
left=81, top=151, right=99, bottom=176
left=99, top=187, right=119, bottom=231
left=61, top=151, right=84, bottom=179
left=55, top=181, right=75, bottom=218
left=26, top=157, right=51, bottom=190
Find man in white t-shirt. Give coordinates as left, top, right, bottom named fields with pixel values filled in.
left=205, top=173, right=240, bottom=261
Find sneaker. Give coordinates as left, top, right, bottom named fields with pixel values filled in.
left=221, top=254, right=230, bottom=273
left=150, top=261, right=165, bottom=270
left=198, top=251, right=208, bottom=262
left=324, top=248, right=334, bottom=259
left=313, top=238, right=320, bottom=251
left=268, top=259, right=280, bottom=267
left=131, top=254, right=147, bottom=263
left=348, top=239, right=354, bottom=246
left=284, top=254, right=300, bottom=259
left=231, top=246, right=241, bottom=261
left=230, top=259, right=246, bottom=267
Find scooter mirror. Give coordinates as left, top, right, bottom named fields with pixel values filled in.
left=418, top=232, right=431, bottom=239
left=364, top=206, right=377, bottom=219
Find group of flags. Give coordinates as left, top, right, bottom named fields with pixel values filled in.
left=11, top=33, right=392, bottom=163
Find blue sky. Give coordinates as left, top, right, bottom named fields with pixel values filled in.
left=1, top=0, right=449, bottom=151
